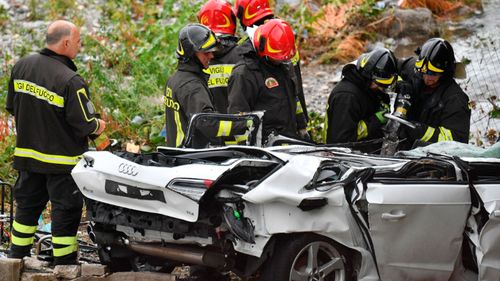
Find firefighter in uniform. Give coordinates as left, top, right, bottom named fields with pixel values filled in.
left=325, top=48, right=398, bottom=146
left=6, top=20, right=106, bottom=264
left=165, top=23, right=250, bottom=148
left=228, top=19, right=307, bottom=140
left=397, top=38, right=470, bottom=147
left=233, top=0, right=309, bottom=126
left=198, top=0, right=240, bottom=113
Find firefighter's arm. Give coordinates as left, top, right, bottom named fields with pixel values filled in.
left=325, top=92, right=361, bottom=143
left=295, top=97, right=307, bottom=130
left=363, top=102, right=390, bottom=140
left=6, top=76, right=15, bottom=115
left=402, top=97, right=470, bottom=143
left=65, top=76, right=104, bottom=138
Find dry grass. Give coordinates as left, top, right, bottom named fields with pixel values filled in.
left=399, top=0, right=463, bottom=16
left=305, top=0, right=369, bottom=63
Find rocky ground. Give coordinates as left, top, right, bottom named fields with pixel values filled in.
left=301, top=63, right=342, bottom=114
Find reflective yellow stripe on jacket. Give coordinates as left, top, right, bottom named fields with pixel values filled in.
left=357, top=120, right=368, bottom=140
left=217, top=121, right=233, bottom=137
left=323, top=104, right=329, bottom=142
left=13, top=79, right=64, bottom=108
left=14, top=147, right=81, bottom=165
left=296, top=101, right=303, bottom=114
left=174, top=111, right=184, bottom=147
left=438, top=126, right=453, bottom=141
left=421, top=126, right=435, bottom=142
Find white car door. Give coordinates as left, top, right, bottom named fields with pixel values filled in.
left=473, top=182, right=500, bottom=281
left=366, top=180, right=471, bottom=281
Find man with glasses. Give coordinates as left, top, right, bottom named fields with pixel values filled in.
left=324, top=48, right=398, bottom=145
left=397, top=38, right=470, bottom=148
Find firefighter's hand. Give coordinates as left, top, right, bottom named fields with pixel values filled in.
left=399, top=121, right=427, bottom=141
left=298, top=128, right=310, bottom=140
left=95, top=119, right=106, bottom=135
left=395, top=81, right=413, bottom=97
left=375, top=109, right=388, bottom=124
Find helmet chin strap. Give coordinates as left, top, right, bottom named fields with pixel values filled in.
left=192, top=54, right=206, bottom=69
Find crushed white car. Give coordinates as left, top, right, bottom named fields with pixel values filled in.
left=72, top=145, right=500, bottom=281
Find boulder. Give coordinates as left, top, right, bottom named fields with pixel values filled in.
left=54, top=265, right=81, bottom=279
left=387, top=8, right=439, bottom=39
left=22, top=257, right=51, bottom=272
left=81, top=264, right=108, bottom=277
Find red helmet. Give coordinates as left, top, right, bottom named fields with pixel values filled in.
left=198, top=0, right=237, bottom=36
left=253, top=19, right=296, bottom=61
left=234, top=0, right=274, bottom=28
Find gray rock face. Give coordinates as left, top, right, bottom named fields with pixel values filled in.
left=387, top=8, right=439, bottom=39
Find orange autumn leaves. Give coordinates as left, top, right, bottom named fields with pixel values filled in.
left=304, top=0, right=478, bottom=63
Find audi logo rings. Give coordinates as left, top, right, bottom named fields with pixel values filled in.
left=118, top=163, right=139, bottom=176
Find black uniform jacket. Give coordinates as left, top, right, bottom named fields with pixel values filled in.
left=164, top=60, right=215, bottom=147
left=325, top=64, right=389, bottom=144
left=228, top=40, right=306, bottom=139
left=203, top=41, right=240, bottom=113
left=399, top=57, right=471, bottom=143
left=6, top=48, right=100, bottom=173
left=236, top=37, right=308, bottom=121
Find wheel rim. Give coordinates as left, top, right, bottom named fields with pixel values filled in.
left=289, top=241, right=345, bottom=281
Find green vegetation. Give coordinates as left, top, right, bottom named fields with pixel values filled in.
left=0, top=1, right=204, bottom=182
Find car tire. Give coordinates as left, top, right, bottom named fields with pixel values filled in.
left=259, top=234, right=348, bottom=281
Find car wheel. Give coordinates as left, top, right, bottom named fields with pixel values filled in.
left=260, top=234, right=347, bottom=281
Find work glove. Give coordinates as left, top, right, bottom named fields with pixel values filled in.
left=375, top=102, right=390, bottom=124
left=375, top=110, right=388, bottom=124
left=394, top=80, right=413, bottom=98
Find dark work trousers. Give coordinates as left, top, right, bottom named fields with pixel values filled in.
left=10, top=171, right=83, bottom=263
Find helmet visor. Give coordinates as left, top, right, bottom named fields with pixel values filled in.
left=374, top=75, right=396, bottom=88
left=415, top=59, right=444, bottom=75
left=199, top=32, right=219, bottom=53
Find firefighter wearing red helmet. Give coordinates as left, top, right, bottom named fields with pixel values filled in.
left=198, top=0, right=240, bottom=113
left=228, top=19, right=307, bottom=140
left=233, top=0, right=309, bottom=126
left=234, top=0, right=274, bottom=30
left=164, top=23, right=250, bottom=148
left=396, top=38, right=470, bottom=148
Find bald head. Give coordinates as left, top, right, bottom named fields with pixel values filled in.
left=46, top=20, right=81, bottom=59
left=46, top=20, right=75, bottom=45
